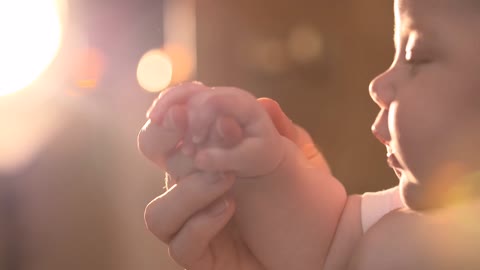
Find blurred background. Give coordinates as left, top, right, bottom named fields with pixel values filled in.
left=0, top=0, right=396, bottom=269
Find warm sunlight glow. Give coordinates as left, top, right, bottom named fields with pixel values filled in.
left=164, top=44, right=195, bottom=84
left=0, top=0, right=63, bottom=96
left=72, top=47, right=105, bottom=92
left=137, top=49, right=173, bottom=93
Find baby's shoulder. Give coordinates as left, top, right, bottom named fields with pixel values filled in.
left=348, top=202, right=480, bottom=270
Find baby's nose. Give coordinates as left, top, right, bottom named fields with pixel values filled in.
left=369, top=69, right=396, bottom=109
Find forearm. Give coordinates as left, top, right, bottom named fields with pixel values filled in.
left=232, top=137, right=348, bottom=270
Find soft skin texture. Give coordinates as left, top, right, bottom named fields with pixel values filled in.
left=349, top=0, right=480, bottom=269
left=138, top=83, right=348, bottom=270
left=139, top=0, right=480, bottom=268
left=370, top=0, right=480, bottom=210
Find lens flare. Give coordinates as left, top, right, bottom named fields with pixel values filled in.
left=0, top=0, right=63, bottom=96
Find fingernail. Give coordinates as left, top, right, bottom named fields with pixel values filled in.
left=208, top=199, right=229, bottom=216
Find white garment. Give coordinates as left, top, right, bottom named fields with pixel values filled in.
left=361, top=186, right=405, bottom=233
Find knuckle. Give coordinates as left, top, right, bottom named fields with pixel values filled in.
left=137, top=124, right=151, bottom=157
left=167, top=215, right=211, bottom=269
left=144, top=199, right=170, bottom=242
left=168, top=240, right=192, bottom=269
left=165, top=153, right=195, bottom=179
left=137, top=123, right=163, bottom=162
left=181, top=173, right=211, bottom=197
left=186, top=172, right=231, bottom=195
left=167, top=243, right=183, bottom=267
left=182, top=215, right=209, bottom=245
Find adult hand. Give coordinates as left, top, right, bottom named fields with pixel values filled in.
left=138, top=83, right=330, bottom=270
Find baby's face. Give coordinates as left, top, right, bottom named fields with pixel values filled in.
left=370, top=0, right=480, bottom=210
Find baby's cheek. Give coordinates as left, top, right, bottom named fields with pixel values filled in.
left=392, top=103, right=436, bottom=179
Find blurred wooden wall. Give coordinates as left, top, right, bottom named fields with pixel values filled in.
left=197, top=0, right=398, bottom=193
left=0, top=2, right=399, bottom=270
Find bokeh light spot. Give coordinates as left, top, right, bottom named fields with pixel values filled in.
left=249, top=38, right=289, bottom=74
left=164, top=44, right=195, bottom=84
left=137, top=49, right=173, bottom=93
left=287, top=24, right=324, bottom=64
left=0, top=0, right=63, bottom=96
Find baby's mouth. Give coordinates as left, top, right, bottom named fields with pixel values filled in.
left=386, top=148, right=404, bottom=178
left=386, top=147, right=402, bottom=168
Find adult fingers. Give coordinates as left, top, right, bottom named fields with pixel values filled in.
left=164, top=152, right=196, bottom=180
left=144, top=172, right=235, bottom=243
left=168, top=196, right=235, bottom=270
left=138, top=104, right=188, bottom=169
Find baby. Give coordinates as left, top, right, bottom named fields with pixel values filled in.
left=140, top=83, right=345, bottom=270
left=138, top=0, right=480, bottom=269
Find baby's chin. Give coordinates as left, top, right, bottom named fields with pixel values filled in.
left=399, top=180, right=434, bottom=211
left=399, top=174, right=478, bottom=211
left=397, top=169, right=447, bottom=211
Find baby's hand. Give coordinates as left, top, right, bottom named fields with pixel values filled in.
left=149, top=84, right=285, bottom=178
left=185, top=87, right=285, bottom=177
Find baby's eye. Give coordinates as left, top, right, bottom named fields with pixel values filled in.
left=404, top=32, right=432, bottom=66
left=405, top=49, right=430, bottom=65
left=404, top=48, right=432, bottom=77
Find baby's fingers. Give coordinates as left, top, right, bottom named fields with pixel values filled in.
left=194, top=137, right=285, bottom=177
left=210, top=116, right=244, bottom=148
left=148, top=82, right=208, bottom=123
left=166, top=115, right=244, bottom=179
left=187, top=87, right=268, bottom=144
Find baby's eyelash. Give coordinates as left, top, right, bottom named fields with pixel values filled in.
left=405, top=50, right=431, bottom=65
left=405, top=57, right=430, bottom=65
